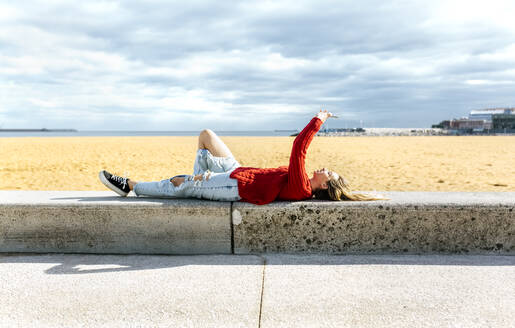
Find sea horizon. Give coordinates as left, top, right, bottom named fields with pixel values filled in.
left=0, top=130, right=298, bottom=137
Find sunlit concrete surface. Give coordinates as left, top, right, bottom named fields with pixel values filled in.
left=0, top=254, right=263, bottom=327
left=1, top=254, right=513, bottom=327
left=259, top=254, right=515, bottom=328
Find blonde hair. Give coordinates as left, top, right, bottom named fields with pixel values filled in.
left=313, top=176, right=390, bottom=201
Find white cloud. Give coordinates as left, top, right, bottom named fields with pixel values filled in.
left=260, top=53, right=310, bottom=71
left=0, top=0, right=514, bottom=129
left=431, top=0, right=515, bottom=31
left=28, top=98, right=60, bottom=108
left=479, top=44, right=515, bottom=62
left=0, top=4, right=20, bottom=21
left=465, top=79, right=515, bottom=85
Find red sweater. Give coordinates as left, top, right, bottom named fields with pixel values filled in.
left=230, top=117, right=323, bottom=205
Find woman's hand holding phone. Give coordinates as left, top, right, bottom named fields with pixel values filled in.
left=316, top=109, right=335, bottom=123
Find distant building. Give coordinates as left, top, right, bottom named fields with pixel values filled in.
left=469, top=108, right=514, bottom=121
left=450, top=119, right=492, bottom=130
left=492, top=113, right=515, bottom=129
left=431, top=107, right=515, bottom=133
left=471, top=108, right=515, bottom=130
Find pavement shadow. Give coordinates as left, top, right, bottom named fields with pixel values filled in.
left=0, top=253, right=513, bottom=275
left=50, top=196, right=224, bottom=205
left=51, top=196, right=167, bottom=204
left=0, top=253, right=264, bottom=275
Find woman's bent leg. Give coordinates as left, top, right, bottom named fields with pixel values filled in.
left=198, top=129, right=233, bottom=157
left=193, top=149, right=241, bottom=175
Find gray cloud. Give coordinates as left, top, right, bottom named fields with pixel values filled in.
left=1, top=0, right=515, bottom=130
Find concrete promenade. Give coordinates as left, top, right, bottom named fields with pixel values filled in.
left=1, top=253, right=514, bottom=327
left=1, top=191, right=514, bottom=326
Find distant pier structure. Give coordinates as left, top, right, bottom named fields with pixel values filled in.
left=316, top=127, right=446, bottom=137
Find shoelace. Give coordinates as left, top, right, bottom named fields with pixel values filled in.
left=111, top=172, right=129, bottom=189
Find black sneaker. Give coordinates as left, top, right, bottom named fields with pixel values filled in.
left=99, top=170, right=130, bottom=196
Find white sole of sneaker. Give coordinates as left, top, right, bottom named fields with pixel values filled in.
left=99, top=171, right=129, bottom=197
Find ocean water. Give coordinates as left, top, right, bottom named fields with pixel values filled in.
left=0, top=130, right=297, bottom=138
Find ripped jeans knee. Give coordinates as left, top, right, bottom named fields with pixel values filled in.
left=190, top=170, right=213, bottom=185
left=170, top=170, right=212, bottom=187
left=134, top=170, right=240, bottom=201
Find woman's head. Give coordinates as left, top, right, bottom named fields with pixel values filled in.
left=312, top=168, right=390, bottom=201
left=311, top=168, right=338, bottom=190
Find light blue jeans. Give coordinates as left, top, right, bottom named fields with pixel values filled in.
left=133, top=149, right=241, bottom=201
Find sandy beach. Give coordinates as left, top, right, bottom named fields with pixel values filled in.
left=0, top=135, right=513, bottom=192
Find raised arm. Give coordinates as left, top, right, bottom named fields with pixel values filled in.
left=284, top=110, right=333, bottom=198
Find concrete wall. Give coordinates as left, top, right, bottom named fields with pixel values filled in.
left=1, top=191, right=514, bottom=254
left=233, top=192, right=515, bottom=254
left=0, top=191, right=231, bottom=254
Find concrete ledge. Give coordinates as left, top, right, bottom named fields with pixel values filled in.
left=0, top=191, right=232, bottom=254
left=1, top=191, right=514, bottom=254
left=233, top=192, right=515, bottom=254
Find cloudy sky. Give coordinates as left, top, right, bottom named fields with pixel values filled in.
left=1, top=0, right=515, bottom=130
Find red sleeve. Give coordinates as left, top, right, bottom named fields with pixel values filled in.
left=283, top=117, right=323, bottom=198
